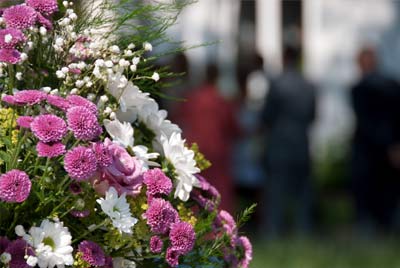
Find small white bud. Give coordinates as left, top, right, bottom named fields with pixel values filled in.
left=27, top=41, right=33, bottom=49
left=119, top=59, right=130, bottom=67
left=39, top=26, right=47, bottom=36
left=4, top=34, right=12, bottom=43
left=50, top=89, right=59, bottom=95
left=70, top=88, right=78, bottom=94
left=124, top=50, right=133, bottom=57
left=41, top=87, right=51, bottom=93
left=86, top=81, right=93, bottom=88
left=20, top=53, right=28, bottom=62
left=61, top=67, right=69, bottom=73
left=75, top=80, right=84, bottom=88
left=128, top=43, right=135, bottom=49
left=15, top=225, right=25, bottom=236
left=132, top=57, right=140, bottom=65
left=70, top=32, right=77, bottom=39
left=130, top=64, right=137, bottom=72
left=95, top=59, right=105, bottom=67
left=104, top=107, right=112, bottom=115
left=56, top=70, right=65, bottom=79
left=69, top=13, right=77, bottom=21
left=15, top=72, right=22, bottom=81
left=109, top=45, right=120, bottom=54
left=87, top=93, right=96, bottom=101
left=110, top=112, right=117, bottom=120
left=151, top=72, right=160, bottom=82
left=77, top=61, right=86, bottom=70
left=100, top=95, right=109, bottom=103
left=143, top=42, right=152, bottom=51
left=105, top=60, right=114, bottom=68
left=63, top=1, right=69, bottom=7
left=55, top=37, right=64, bottom=47
left=26, top=256, right=38, bottom=267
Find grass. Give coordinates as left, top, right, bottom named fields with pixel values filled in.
left=251, top=236, right=400, bottom=268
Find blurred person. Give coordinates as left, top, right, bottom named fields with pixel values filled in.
left=351, top=47, right=400, bottom=232
left=174, top=63, right=240, bottom=214
left=261, top=46, right=316, bottom=238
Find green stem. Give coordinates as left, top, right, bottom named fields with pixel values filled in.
left=72, top=219, right=109, bottom=243
left=7, top=64, right=15, bottom=93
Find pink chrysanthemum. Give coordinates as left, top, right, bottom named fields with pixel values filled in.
left=1, top=94, right=16, bottom=105
left=13, top=90, right=47, bottom=105
left=149, top=236, right=163, bottom=253
left=169, top=221, right=196, bottom=255
left=3, top=5, right=37, bottom=30
left=64, top=146, right=97, bottom=181
left=78, top=240, right=106, bottom=267
left=0, top=170, right=31, bottom=203
left=67, top=95, right=98, bottom=115
left=70, top=210, right=90, bottom=218
left=92, top=142, right=112, bottom=168
left=67, top=106, right=102, bottom=141
left=143, top=198, right=179, bottom=235
left=217, top=210, right=237, bottom=236
left=26, top=0, right=58, bottom=16
left=165, top=247, right=179, bottom=267
left=143, top=168, right=173, bottom=197
left=46, top=94, right=71, bottom=111
left=31, top=114, right=67, bottom=143
left=0, top=48, right=20, bottom=64
left=36, top=141, right=66, bottom=158
left=37, top=12, right=53, bottom=30
left=235, top=236, right=252, bottom=268
left=0, top=28, right=26, bottom=49
left=5, top=239, right=35, bottom=268
left=16, top=116, right=34, bottom=128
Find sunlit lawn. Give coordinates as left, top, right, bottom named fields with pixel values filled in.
left=251, top=237, right=400, bottom=268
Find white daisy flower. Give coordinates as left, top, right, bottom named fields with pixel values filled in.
left=97, top=187, right=138, bottom=234
left=160, top=132, right=200, bottom=201
left=16, top=220, right=73, bottom=268
left=132, top=145, right=160, bottom=171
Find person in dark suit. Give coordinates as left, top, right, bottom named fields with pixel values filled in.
left=351, top=47, right=400, bottom=232
left=261, top=46, right=316, bottom=237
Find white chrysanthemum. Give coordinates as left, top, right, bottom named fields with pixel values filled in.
left=161, top=132, right=200, bottom=201
left=97, top=187, right=138, bottom=234
left=132, top=145, right=159, bottom=171
left=16, top=220, right=73, bottom=268
left=142, top=109, right=181, bottom=139
left=104, top=119, right=134, bottom=148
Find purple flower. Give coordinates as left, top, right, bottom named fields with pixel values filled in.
left=64, top=146, right=97, bottom=181
left=92, top=142, right=112, bottom=168
left=13, top=90, right=47, bottom=105
left=46, top=95, right=71, bottom=111
left=0, top=28, right=26, bottom=49
left=165, top=247, right=179, bottom=267
left=216, top=210, right=237, bottom=236
left=69, top=182, right=82, bottom=195
left=0, top=48, right=21, bottom=64
left=169, top=221, right=195, bottom=255
left=235, top=236, right=252, bottom=268
left=31, top=114, right=67, bottom=143
left=36, top=12, right=53, bottom=30
left=92, top=139, right=143, bottom=196
left=143, top=198, right=179, bottom=235
left=143, top=168, right=172, bottom=198
left=16, top=116, right=34, bottom=128
left=26, top=0, right=58, bottom=16
left=67, top=95, right=98, bottom=115
left=70, top=210, right=90, bottom=218
left=0, top=170, right=31, bottom=203
left=3, top=5, right=37, bottom=30
left=67, top=106, right=102, bottom=141
left=149, top=236, right=163, bottom=253
left=0, top=237, right=10, bottom=254
left=191, top=175, right=220, bottom=211
left=5, top=239, right=35, bottom=268
left=36, top=141, right=66, bottom=158
left=101, top=256, right=113, bottom=268
left=78, top=240, right=106, bottom=267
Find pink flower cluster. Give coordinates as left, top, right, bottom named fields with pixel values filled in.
left=2, top=90, right=103, bottom=159
left=142, top=168, right=197, bottom=267
left=78, top=240, right=106, bottom=267
left=0, top=0, right=58, bottom=63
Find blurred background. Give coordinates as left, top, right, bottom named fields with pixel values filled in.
left=156, top=0, right=400, bottom=267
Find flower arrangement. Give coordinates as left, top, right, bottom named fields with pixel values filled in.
left=0, top=0, right=253, bottom=267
